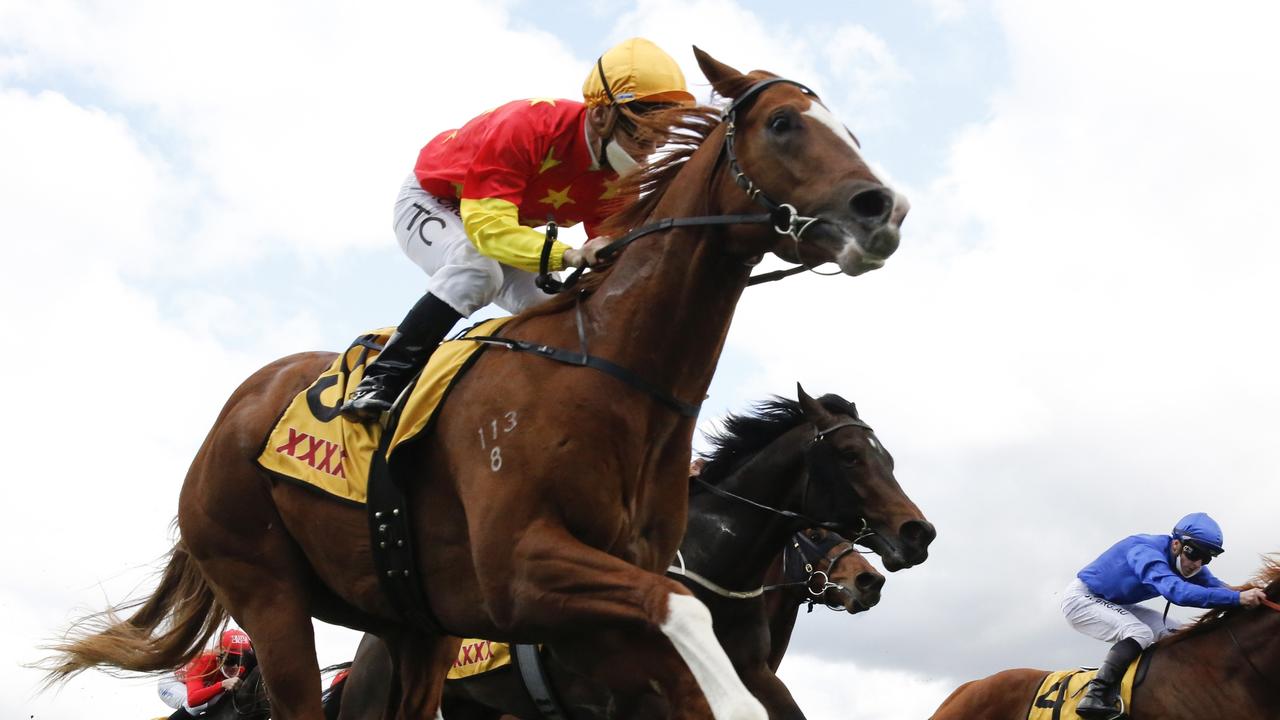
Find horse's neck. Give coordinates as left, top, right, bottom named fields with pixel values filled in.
left=1140, top=610, right=1280, bottom=716
left=583, top=147, right=757, bottom=411
left=685, top=427, right=811, bottom=586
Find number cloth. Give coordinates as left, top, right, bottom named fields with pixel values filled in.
left=1026, top=661, right=1139, bottom=720
left=257, top=317, right=511, bottom=504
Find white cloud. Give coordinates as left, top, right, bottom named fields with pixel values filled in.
left=778, top=653, right=956, bottom=720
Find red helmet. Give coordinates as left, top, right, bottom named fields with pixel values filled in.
left=219, top=628, right=252, bottom=656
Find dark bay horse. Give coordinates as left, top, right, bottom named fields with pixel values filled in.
left=45, top=48, right=909, bottom=720
left=333, top=531, right=880, bottom=720
left=930, top=555, right=1280, bottom=720
left=334, top=390, right=930, bottom=720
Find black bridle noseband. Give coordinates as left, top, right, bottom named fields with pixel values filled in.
left=537, top=76, right=828, bottom=295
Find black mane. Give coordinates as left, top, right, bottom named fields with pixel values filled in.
left=696, top=393, right=858, bottom=487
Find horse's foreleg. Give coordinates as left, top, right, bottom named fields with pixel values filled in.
left=491, top=524, right=767, bottom=720
left=391, top=630, right=460, bottom=720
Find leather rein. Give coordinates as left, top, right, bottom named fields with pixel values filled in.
left=667, top=417, right=878, bottom=601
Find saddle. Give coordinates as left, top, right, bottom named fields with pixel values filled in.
left=256, top=317, right=512, bottom=630
left=1025, top=650, right=1153, bottom=720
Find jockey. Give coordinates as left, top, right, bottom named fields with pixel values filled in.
left=167, top=628, right=254, bottom=719
left=1061, top=512, right=1266, bottom=718
left=340, top=37, right=694, bottom=421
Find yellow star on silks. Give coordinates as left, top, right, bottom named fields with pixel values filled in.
left=442, top=130, right=458, bottom=143
left=539, top=147, right=562, bottom=174
left=599, top=177, right=622, bottom=200
left=528, top=98, right=557, bottom=107
left=540, top=185, right=575, bottom=209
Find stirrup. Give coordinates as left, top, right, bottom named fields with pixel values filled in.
left=340, top=386, right=394, bottom=423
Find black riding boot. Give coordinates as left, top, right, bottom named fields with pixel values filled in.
left=1076, top=637, right=1142, bottom=718
left=340, top=292, right=463, bottom=422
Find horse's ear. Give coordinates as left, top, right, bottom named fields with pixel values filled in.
left=693, top=46, right=749, bottom=99
left=797, top=383, right=826, bottom=419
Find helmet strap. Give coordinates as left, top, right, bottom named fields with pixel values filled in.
left=596, top=56, right=619, bottom=105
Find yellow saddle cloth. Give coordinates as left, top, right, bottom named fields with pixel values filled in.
left=447, top=639, right=514, bottom=681
left=1027, top=658, right=1140, bottom=720
left=257, top=317, right=511, bottom=504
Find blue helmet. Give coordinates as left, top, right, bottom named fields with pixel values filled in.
left=1172, top=512, right=1225, bottom=555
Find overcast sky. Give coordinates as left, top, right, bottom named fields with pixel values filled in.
left=4, top=1, right=1279, bottom=719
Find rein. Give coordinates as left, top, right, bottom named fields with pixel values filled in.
left=667, top=417, right=877, bottom=600
left=481, top=77, right=829, bottom=416
left=688, top=417, right=875, bottom=532
left=536, top=77, right=827, bottom=295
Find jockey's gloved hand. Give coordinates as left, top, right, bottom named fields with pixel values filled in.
left=1240, top=588, right=1267, bottom=607
left=563, top=236, right=615, bottom=269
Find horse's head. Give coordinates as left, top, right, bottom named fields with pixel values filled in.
left=695, top=48, right=909, bottom=276
left=795, top=384, right=935, bottom=571
left=796, top=528, right=884, bottom=614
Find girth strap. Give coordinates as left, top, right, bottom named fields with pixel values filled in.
left=366, top=413, right=447, bottom=634
left=514, top=644, right=569, bottom=720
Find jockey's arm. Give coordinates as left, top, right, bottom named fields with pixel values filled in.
left=1128, top=546, right=1239, bottom=608
left=184, top=658, right=226, bottom=708
left=460, top=198, right=571, bottom=272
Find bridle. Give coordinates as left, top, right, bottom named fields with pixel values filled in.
left=537, top=76, right=834, bottom=294
left=787, top=530, right=868, bottom=612
left=668, top=416, right=881, bottom=600
left=688, top=417, right=879, bottom=533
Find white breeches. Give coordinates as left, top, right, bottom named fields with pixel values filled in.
left=392, top=174, right=549, bottom=317
left=1060, top=578, right=1181, bottom=648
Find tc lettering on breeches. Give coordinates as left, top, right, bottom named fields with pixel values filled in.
left=392, top=174, right=548, bottom=316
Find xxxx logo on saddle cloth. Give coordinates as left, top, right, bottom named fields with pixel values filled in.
left=447, top=639, right=515, bottom=681
left=256, top=317, right=512, bottom=504
left=1027, top=658, right=1141, bottom=720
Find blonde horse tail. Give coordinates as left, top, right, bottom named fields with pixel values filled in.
left=40, top=539, right=226, bottom=685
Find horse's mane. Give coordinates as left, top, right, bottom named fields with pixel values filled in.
left=1161, top=553, right=1280, bottom=645
left=518, top=103, right=724, bottom=321
left=696, top=393, right=859, bottom=487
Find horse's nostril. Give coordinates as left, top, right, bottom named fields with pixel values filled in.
left=901, top=519, right=937, bottom=549
left=850, top=187, right=893, bottom=225
left=856, top=572, right=885, bottom=593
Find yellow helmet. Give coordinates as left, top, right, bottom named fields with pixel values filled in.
left=582, top=38, right=694, bottom=108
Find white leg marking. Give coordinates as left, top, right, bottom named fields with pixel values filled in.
left=659, top=593, right=767, bottom=720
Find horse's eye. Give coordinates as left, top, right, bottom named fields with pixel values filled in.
left=839, top=449, right=860, bottom=463
left=768, top=114, right=792, bottom=133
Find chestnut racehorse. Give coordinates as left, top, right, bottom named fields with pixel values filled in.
left=930, top=555, right=1280, bottom=720
left=332, top=389, right=929, bottom=719
left=45, top=48, right=909, bottom=720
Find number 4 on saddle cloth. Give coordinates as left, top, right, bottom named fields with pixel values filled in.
left=1028, top=654, right=1148, bottom=720
left=257, top=317, right=511, bottom=505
